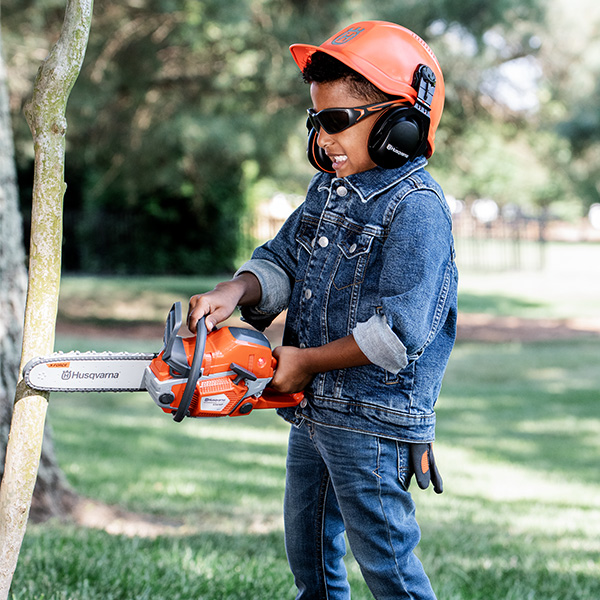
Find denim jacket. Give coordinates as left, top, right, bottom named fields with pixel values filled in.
left=237, top=157, right=458, bottom=442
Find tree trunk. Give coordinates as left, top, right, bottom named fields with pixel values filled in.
left=0, top=27, right=78, bottom=525
left=0, top=2, right=93, bottom=597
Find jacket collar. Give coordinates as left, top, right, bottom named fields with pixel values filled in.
left=316, top=156, right=427, bottom=203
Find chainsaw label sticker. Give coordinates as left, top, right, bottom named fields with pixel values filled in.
left=200, top=394, right=230, bottom=412
left=60, top=370, right=120, bottom=381
left=47, top=362, right=70, bottom=368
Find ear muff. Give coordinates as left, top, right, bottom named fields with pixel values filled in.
left=367, top=65, right=435, bottom=169
left=307, top=127, right=335, bottom=173
left=367, top=106, right=428, bottom=169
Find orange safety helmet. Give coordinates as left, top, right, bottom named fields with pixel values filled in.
left=290, top=20, right=445, bottom=158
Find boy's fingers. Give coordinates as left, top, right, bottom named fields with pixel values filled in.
left=187, top=301, right=209, bottom=333
left=187, top=303, right=223, bottom=333
left=204, top=316, right=217, bottom=332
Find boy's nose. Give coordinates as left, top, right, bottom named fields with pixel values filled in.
left=316, top=128, right=334, bottom=149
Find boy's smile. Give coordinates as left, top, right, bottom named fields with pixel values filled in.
left=310, top=81, right=379, bottom=178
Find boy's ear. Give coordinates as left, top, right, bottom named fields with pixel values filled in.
left=307, top=127, right=336, bottom=174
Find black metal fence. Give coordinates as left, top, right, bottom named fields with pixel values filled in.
left=451, top=201, right=548, bottom=272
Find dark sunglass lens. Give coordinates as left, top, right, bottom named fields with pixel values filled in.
left=319, top=109, right=351, bottom=134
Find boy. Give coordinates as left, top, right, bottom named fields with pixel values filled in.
left=188, top=21, right=457, bottom=600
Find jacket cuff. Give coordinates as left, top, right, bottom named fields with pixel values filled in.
left=353, top=313, right=408, bottom=374
left=234, top=259, right=291, bottom=330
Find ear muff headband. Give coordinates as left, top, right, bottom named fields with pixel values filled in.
left=306, top=64, right=436, bottom=173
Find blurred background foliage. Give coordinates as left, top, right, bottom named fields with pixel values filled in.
left=2, top=0, right=600, bottom=274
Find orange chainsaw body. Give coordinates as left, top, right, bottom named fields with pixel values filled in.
left=146, top=320, right=303, bottom=419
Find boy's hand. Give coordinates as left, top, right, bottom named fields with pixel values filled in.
left=271, top=346, right=315, bottom=393
left=187, top=273, right=261, bottom=333
left=187, top=285, right=238, bottom=333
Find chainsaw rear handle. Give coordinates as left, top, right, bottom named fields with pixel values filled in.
left=254, top=387, right=304, bottom=410
left=173, top=315, right=207, bottom=422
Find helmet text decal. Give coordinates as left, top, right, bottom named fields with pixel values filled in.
left=332, top=27, right=365, bottom=45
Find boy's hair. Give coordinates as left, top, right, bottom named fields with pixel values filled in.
left=302, top=51, right=393, bottom=103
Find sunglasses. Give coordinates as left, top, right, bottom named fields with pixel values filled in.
left=306, top=99, right=406, bottom=135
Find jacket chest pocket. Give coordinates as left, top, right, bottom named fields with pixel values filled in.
left=332, top=232, right=374, bottom=291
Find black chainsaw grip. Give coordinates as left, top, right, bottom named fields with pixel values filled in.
left=173, top=316, right=207, bottom=422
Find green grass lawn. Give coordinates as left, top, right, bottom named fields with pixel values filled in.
left=8, top=242, right=600, bottom=599
left=12, top=339, right=600, bottom=600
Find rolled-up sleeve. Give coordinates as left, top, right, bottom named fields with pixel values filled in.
left=235, top=258, right=291, bottom=316
left=353, top=313, right=408, bottom=373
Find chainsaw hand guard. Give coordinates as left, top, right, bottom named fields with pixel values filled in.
left=161, top=302, right=191, bottom=377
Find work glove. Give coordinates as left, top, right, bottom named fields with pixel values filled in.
left=409, top=443, right=443, bottom=494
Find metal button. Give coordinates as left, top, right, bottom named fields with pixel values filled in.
left=318, top=236, right=329, bottom=248
left=349, top=243, right=357, bottom=253
left=336, top=186, right=348, bottom=197
left=300, top=398, right=308, bottom=408
left=304, top=289, right=312, bottom=300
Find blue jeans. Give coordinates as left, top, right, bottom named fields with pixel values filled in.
left=283, top=421, right=437, bottom=600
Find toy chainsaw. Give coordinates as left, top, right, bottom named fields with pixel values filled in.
left=23, top=302, right=303, bottom=422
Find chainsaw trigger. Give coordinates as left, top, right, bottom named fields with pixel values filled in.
left=230, top=363, right=258, bottom=385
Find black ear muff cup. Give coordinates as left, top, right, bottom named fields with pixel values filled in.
left=367, top=107, right=428, bottom=170
left=307, top=127, right=335, bottom=173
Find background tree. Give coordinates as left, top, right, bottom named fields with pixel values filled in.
left=0, top=24, right=28, bottom=487
left=538, top=0, right=600, bottom=213
left=5, top=0, right=347, bottom=274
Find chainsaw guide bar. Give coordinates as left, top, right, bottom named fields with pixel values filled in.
left=23, top=352, right=156, bottom=393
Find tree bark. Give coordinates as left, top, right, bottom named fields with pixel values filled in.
left=0, top=2, right=93, bottom=598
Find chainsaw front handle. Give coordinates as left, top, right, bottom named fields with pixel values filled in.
left=173, top=316, right=207, bottom=422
